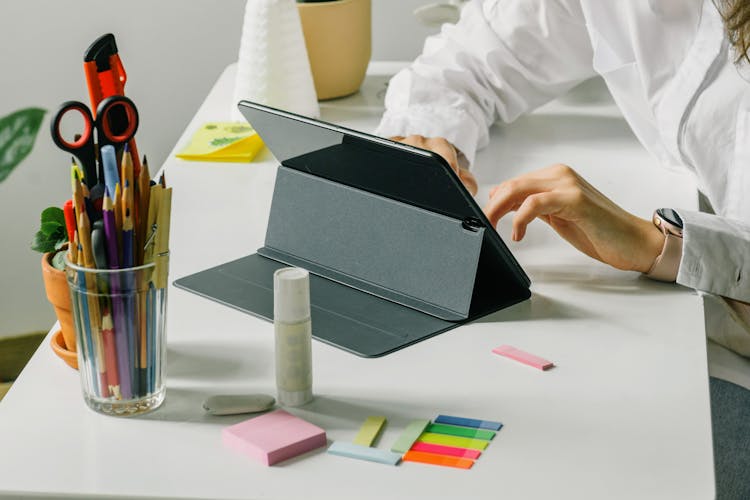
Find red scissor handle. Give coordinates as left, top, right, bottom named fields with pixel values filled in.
left=97, top=95, right=139, bottom=147
left=51, top=101, right=94, bottom=151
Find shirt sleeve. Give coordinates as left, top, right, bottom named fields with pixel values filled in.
left=375, top=0, right=597, bottom=166
left=678, top=209, right=750, bottom=303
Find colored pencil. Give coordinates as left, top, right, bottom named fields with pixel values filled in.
left=103, top=192, right=133, bottom=400
left=101, top=307, right=121, bottom=399
left=76, top=212, right=108, bottom=396
left=136, top=156, right=151, bottom=265
left=113, top=182, right=123, bottom=260
left=154, top=187, right=172, bottom=289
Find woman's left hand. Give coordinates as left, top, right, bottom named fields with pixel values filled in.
left=483, top=164, right=665, bottom=273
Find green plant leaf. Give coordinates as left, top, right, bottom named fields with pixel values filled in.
left=31, top=230, right=57, bottom=253
left=0, top=108, right=46, bottom=183
left=41, top=206, right=65, bottom=226
left=31, top=206, right=68, bottom=253
left=40, top=221, right=61, bottom=236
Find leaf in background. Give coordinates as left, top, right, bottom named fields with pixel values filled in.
left=0, top=108, right=46, bottom=183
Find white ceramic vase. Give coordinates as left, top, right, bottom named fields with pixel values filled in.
left=231, top=0, right=320, bottom=121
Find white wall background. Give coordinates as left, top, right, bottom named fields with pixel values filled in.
left=0, top=0, right=438, bottom=337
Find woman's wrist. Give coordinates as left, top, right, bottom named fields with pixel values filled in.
left=634, top=216, right=667, bottom=273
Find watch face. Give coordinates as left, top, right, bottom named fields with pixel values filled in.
left=657, top=208, right=683, bottom=229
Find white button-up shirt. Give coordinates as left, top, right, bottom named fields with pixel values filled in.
left=376, top=0, right=750, bottom=383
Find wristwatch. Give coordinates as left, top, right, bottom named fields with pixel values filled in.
left=645, top=208, right=683, bottom=282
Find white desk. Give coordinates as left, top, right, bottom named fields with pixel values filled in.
left=0, top=64, right=714, bottom=499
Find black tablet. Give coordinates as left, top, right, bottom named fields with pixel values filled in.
left=174, top=101, right=531, bottom=357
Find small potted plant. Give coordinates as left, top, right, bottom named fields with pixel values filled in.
left=296, top=0, right=371, bottom=100
left=32, top=206, right=77, bottom=368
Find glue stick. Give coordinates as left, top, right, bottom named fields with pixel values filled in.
left=273, top=267, right=313, bottom=406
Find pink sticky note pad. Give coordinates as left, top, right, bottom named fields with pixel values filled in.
left=493, top=344, right=554, bottom=371
left=222, top=409, right=327, bottom=466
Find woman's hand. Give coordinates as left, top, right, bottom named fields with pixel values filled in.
left=483, top=164, right=666, bottom=273
left=390, top=135, right=478, bottom=195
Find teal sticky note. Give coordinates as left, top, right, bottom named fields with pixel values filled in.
left=327, top=441, right=402, bottom=465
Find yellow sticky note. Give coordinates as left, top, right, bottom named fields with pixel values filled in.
left=353, top=416, right=386, bottom=447
left=176, top=122, right=264, bottom=163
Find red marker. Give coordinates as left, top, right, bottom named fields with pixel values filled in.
left=63, top=199, right=76, bottom=247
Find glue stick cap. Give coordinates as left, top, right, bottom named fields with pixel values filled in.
left=273, top=267, right=310, bottom=323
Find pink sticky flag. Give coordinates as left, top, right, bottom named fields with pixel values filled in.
left=493, top=344, right=554, bottom=371
left=410, top=442, right=482, bottom=460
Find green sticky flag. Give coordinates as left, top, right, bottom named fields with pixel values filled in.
left=0, top=107, right=46, bottom=183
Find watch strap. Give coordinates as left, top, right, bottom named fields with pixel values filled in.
left=645, top=211, right=683, bottom=282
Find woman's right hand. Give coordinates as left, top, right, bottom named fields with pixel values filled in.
left=390, top=135, right=478, bottom=196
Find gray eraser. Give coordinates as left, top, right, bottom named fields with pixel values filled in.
left=202, top=394, right=276, bottom=416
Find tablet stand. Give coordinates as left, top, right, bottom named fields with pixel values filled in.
left=175, top=165, right=530, bottom=357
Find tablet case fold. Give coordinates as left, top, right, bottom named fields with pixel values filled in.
left=175, top=165, right=528, bottom=357
left=260, top=167, right=484, bottom=321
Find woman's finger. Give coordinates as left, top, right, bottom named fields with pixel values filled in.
left=426, top=138, right=460, bottom=173
left=511, top=191, right=565, bottom=240
left=483, top=175, right=557, bottom=227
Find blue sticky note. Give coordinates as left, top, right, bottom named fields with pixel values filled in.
left=327, top=441, right=402, bottom=466
left=434, top=415, right=503, bottom=431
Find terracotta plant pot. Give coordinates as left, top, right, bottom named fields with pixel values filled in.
left=41, top=250, right=77, bottom=368
left=298, top=0, right=372, bottom=100
left=50, top=329, right=78, bottom=370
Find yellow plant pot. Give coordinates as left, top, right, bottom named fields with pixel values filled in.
left=298, top=0, right=372, bottom=100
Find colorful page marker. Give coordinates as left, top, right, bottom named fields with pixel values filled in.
left=222, top=409, right=326, bottom=466
left=426, top=423, right=495, bottom=440
left=353, top=416, right=386, bottom=447
left=417, top=432, right=490, bottom=451
left=434, top=415, right=503, bottom=431
left=410, top=442, right=482, bottom=460
left=390, top=419, right=430, bottom=454
left=492, top=344, right=554, bottom=371
left=327, top=441, right=402, bottom=466
left=403, top=450, right=474, bottom=469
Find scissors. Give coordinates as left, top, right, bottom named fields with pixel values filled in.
left=50, top=95, right=139, bottom=199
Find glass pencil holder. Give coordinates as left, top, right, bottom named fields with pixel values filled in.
left=65, top=255, right=169, bottom=416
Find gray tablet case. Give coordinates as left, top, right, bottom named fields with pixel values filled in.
left=174, top=101, right=531, bottom=357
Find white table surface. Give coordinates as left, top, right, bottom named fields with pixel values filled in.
left=0, top=63, right=714, bottom=499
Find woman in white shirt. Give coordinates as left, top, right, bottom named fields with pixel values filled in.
left=377, top=1, right=749, bottom=496
left=378, top=0, right=750, bottom=362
